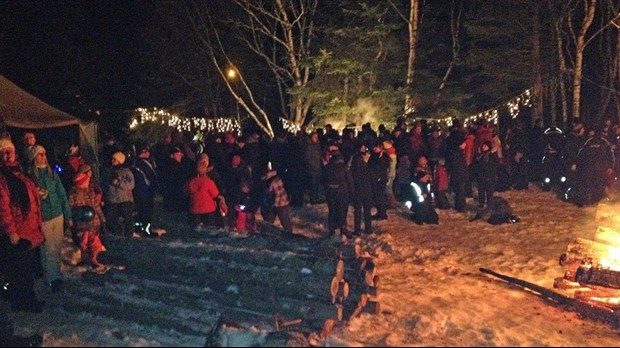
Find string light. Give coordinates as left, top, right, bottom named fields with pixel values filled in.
left=130, top=108, right=241, bottom=135
left=280, top=117, right=301, bottom=134
left=463, top=88, right=532, bottom=127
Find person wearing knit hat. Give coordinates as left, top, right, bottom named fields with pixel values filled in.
left=27, top=142, right=73, bottom=294
left=27, top=144, right=45, bottom=163
left=112, top=151, right=126, bottom=165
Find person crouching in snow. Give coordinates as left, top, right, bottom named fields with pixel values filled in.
left=234, top=180, right=257, bottom=235
left=406, top=170, right=439, bottom=225
left=71, top=205, right=107, bottom=273
left=185, top=153, right=227, bottom=231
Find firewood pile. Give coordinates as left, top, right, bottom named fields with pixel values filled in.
left=320, top=237, right=381, bottom=339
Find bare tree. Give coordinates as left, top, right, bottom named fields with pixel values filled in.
left=228, top=0, right=318, bottom=128
left=388, top=0, right=420, bottom=114
left=434, top=0, right=462, bottom=106
left=570, top=0, right=598, bottom=119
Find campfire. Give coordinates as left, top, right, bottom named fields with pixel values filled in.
left=555, top=203, right=620, bottom=311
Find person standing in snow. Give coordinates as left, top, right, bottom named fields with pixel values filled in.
left=101, top=151, right=135, bottom=238
left=322, top=150, right=353, bottom=238
left=0, top=138, right=46, bottom=313
left=185, top=153, right=227, bottom=230
left=260, top=167, right=293, bottom=234
left=350, top=143, right=374, bottom=235
left=26, top=144, right=72, bottom=294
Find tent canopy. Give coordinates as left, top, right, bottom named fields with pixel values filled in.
left=0, top=74, right=100, bottom=178
left=0, top=74, right=79, bottom=129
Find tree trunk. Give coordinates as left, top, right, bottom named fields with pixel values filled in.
left=434, top=0, right=461, bottom=106
left=572, top=0, right=598, bottom=119
left=555, top=20, right=569, bottom=124
left=532, top=1, right=544, bottom=124
left=404, top=0, right=420, bottom=114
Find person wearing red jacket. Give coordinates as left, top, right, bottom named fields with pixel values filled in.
left=0, top=138, right=46, bottom=313
left=185, top=154, right=227, bottom=231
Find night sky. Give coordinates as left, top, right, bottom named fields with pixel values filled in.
left=0, top=1, right=156, bottom=118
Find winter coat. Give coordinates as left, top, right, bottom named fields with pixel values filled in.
left=323, top=153, right=352, bottom=196
left=132, top=158, right=158, bottom=199
left=0, top=165, right=45, bottom=248
left=576, top=136, right=615, bottom=181
left=32, top=167, right=72, bottom=222
left=368, top=152, right=391, bottom=184
left=185, top=175, right=220, bottom=214
left=475, top=150, right=499, bottom=184
left=395, top=155, right=412, bottom=188
left=446, top=143, right=469, bottom=182
left=68, top=185, right=105, bottom=230
left=103, top=165, right=135, bottom=204
left=350, top=153, right=373, bottom=201
left=303, top=138, right=323, bottom=175
left=435, top=165, right=450, bottom=192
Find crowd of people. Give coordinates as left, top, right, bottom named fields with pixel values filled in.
left=0, top=114, right=617, bottom=345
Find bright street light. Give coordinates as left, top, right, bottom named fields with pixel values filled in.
left=227, top=68, right=237, bottom=79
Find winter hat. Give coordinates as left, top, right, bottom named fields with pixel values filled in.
left=27, top=144, right=45, bottom=162
left=0, top=138, right=15, bottom=151
left=78, top=164, right=92, bottom=174
left=169, top=146, right=183, bottom=156
left=73, top=172, right=90, bottom=187
left=112, top=151, right=126, bottom=165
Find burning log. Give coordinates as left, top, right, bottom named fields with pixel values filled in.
left=559, top=238, right=620, bottom=267
left=574, top=265, right=620, bottom=289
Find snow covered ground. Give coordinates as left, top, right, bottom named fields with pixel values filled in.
left=6, top=185, right=620, bottom=346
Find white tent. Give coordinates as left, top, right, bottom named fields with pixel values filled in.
left=0, top=74, right=99, bottom=174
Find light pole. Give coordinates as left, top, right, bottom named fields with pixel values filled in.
left=227, top=68, right=240, bottom=120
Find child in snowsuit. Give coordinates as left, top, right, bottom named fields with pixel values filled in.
left=71, top=205, right=107, bottom=273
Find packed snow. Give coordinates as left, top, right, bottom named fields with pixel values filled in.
left=6, top=185, right=620, bottom=346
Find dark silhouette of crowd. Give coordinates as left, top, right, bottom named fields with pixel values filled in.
left=0, top=115, right=617, bottom=345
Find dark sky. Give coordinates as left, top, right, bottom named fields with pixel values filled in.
left=0, top=1, right=156, bottom=116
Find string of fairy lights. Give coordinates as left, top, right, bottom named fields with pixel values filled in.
left=130, top=89, right=531, bottom=136
left=129, top=108, right=243, bottom=134
left=410, top=88, right=532, bottom=129
left=129, top=107, right=301, bottom=135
